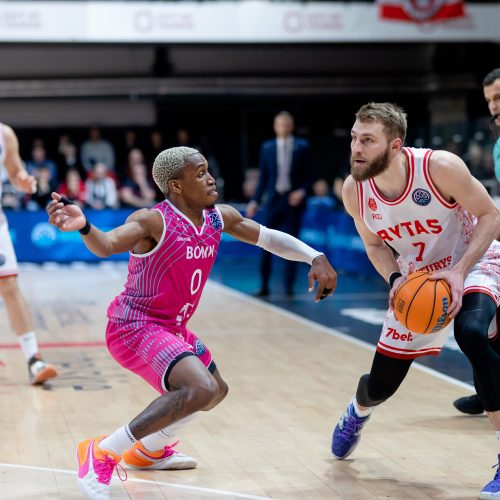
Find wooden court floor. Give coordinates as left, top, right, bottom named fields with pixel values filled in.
left=0, top=263, right=495, bottom=500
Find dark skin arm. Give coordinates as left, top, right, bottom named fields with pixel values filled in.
left=47, top=192, right=163, bottom=257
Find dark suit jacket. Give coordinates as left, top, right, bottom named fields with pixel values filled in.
left=252, top=136, right=313, bottom=208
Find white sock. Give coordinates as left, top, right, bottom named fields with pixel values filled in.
left=496, top=431, right=500, bottom=453
left=141, top=413, right=198, bottom=452
left=99, top=425, right=136, bottom=456
left=18, top=332, right=38, bottom=361
left=352, top=397, right=374, bottom=418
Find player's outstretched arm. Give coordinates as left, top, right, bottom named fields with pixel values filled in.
left=218, top=204, right=337, bottom=301
left=47, top=192, right=159, bottom=258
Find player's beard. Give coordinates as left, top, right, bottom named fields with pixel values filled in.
left=350, top=146, right=391, bottom=181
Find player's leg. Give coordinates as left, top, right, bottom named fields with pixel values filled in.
left=0, top=220, right=57, bottom=384
left=454, top=306, right=500, bottom=415
left=332, top=351, right=413, bottom=459
left=454, top=292, right=500, bottom=499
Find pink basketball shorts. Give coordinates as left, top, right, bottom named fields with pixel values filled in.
left=106, top=320, right=214, bottom=394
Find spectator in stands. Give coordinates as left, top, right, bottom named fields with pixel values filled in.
left=85, top=162, right=119, bottom=210
left=119, top=161, right=156, bottom=208
left=246, top=110, right=313, bottom=297
left=146, top=129, right=165, bottom=166
left=463, top=141, right=490, bottom=180
left=80, top=126, right=115, bottom=173
left=58, top=168, right=86, bottom=209
left=27, top=166, right=57, bottom=211
left=26, top=145, right=58, bottom=183
left=57, top=135, right=84, bottom=180
left=308, top=179, right=336, bottom=214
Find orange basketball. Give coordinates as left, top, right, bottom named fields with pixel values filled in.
left=393, top=271, right=452, bottom=334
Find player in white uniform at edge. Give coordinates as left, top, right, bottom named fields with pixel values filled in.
left=0, top=122, right=58, bottom=384
left=331, top=102, right=500, bottom=500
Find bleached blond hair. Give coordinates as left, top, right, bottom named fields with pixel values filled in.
left=152, top=146, right=200, bottom=195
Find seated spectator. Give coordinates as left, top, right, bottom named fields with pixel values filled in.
left=26, top=145, right=58, bottom=183
left=27, top=166, right=57, bottom=210
left=308, top=179, right=336, bottom=214
left=57, top=135, right=84, bottom=179
left=80, top=126, right=115, bottom=173
left=58, top=168, right=87, bottom=209
left=146, top=129, right=165, bottom=165
left=85, top=162, right=119, bottom=210
left=119, top=162, right=156, bottom=209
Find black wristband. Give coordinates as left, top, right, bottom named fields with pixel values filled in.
left=78, top=218, right=92, bottom=236
left=59, top=196, right=76, bottom=206
left=389, top=271, right=403, bottom=288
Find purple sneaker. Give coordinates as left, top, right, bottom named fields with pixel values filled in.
left=480, top=455, right=500, bottom=499
left=332, top=402, right=370, bottom=459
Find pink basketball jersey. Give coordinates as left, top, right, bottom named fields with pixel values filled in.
left=107, top=199, right=223, bottom=331
left=357, top=147, right=476, bottom=274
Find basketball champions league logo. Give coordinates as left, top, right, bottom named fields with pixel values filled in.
left=412, top=188, right=431, bottom=206
left=208, top=211, right=223, bottom=230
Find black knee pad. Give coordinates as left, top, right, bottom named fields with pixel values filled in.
left=355, top=373, right=389, bottom=407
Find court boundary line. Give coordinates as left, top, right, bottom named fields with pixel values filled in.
left=0, top=463, right=273, bottom=500
left=209, top=280, right=475, bottom=392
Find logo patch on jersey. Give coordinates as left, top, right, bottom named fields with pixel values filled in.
left=412, top=188, right=431, bottom=206
left=368, top=197, right=378, bottom=211
left=194, top=339, right=207, bottom=356
left=208, top=211, right=222, bottom=230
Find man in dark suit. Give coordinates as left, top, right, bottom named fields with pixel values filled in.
left=246, top=111, right=313, bottom=296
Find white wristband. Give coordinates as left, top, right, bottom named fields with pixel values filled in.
left=256, top=225, right=324, bottom=265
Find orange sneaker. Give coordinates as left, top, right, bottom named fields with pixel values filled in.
left=77, top=436, right=124, bottom=499
left=28, top=354, right=58, bottom=385
left=122, top=440, right=197, bottom=470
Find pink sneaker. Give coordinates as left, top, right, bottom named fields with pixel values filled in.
left=122, top=440, right=197, bottom=470
left=77, top=436, right=124, bottom=499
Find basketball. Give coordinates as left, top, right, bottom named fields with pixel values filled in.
left=393, top=271, right=452, bottom=334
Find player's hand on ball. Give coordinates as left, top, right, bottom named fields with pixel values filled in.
left=47, top=192, right=86, bottom=232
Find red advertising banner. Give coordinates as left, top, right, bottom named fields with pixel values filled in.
left=378, top=0, right=466, bottom=22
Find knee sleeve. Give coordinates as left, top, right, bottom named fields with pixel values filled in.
left=356, top=373, right=389, bottom=407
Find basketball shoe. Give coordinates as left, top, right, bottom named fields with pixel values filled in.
left=332, top=401, right=370, bottom=459
left=122, top=440, right=197, bottom=470
left=77, top=436, right=123, bottom=499
left=28, top=354, right=58, bottom=385
left=480, top=455, right=500, bottom=499
left=453, top=394, right=484, bottom=415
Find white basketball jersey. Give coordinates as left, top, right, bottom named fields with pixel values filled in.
left=357, top=147, right=475, bottom=274
left=0, top=123, right=6, bottom=203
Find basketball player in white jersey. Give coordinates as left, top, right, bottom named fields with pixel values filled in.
left=0, top=123, right=58, bottom=384
left=47, top=146, right=336, bottom=500
left=331, top=103, right=500, bottom=499
left=454, top=67, right=500, bottom=416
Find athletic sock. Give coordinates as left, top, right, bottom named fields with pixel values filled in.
left=99, top=425, right=136, bottom=456
left=141, top=413, right=198, bottom=452
left=352, top=397, right=374, bottom=418
left=18, top=332, right=38, bottom=361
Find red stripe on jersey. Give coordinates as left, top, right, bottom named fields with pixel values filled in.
left=356, top=181, right=364, bottom=219
left=376, top=344, right=441, bottom=359
left=422, top=150, right=457, bottom=209
left=463, top=286, right=499, bottom=304
left=368, top=148, right=414, bottom=206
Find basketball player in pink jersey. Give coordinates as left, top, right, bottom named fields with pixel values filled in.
left=47, top=146, right=336, bottom=500
left=0, top=122, right=58, bottom=384
left=330, top=103, right=500, bottom=499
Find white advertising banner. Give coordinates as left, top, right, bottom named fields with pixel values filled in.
left=0, top=1, right=498, bottom=43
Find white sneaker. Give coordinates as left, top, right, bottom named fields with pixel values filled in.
left=28, top=354, right=58, bottom=384
left=122, top=440, right=197, bottom=470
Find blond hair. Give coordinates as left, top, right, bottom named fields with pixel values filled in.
left=152, top=146, right=200, bottom=195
